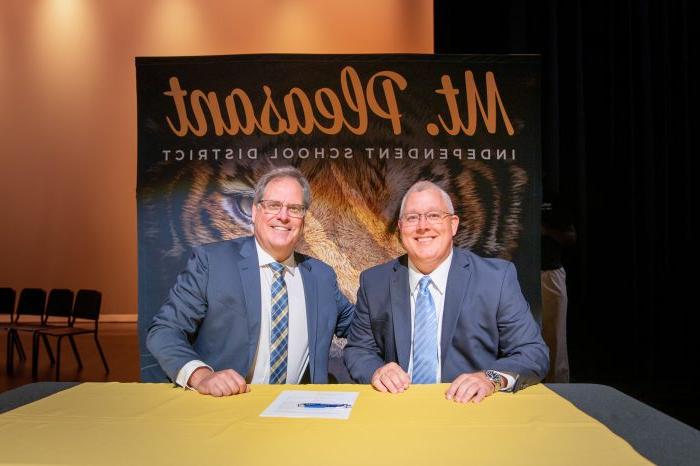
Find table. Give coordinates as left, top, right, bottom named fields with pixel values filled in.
left=1, top=383, right=698, bottom=465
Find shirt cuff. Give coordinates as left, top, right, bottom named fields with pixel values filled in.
left=176, top=360, right=213, bottom=389
left=495, top=371, right=516, bottom=392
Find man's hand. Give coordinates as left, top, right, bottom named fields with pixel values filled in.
left=188, top=367, right=250, bottom=397
left=445, top=372, right=497, bottom=403
left=371, top=362, right=410, bottom=393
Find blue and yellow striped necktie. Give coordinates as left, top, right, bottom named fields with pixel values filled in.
left=269, top=262, right=289, bottom=384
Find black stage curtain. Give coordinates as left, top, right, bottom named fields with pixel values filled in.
left=435, top=0, right=700, bottom=428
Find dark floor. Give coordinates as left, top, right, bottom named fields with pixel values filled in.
left=1, top=323, right=139, bottom=393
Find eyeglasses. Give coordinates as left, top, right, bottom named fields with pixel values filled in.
left=258, top=200, right=307, bottom=218
left=400, top=211, right=453, bottom=225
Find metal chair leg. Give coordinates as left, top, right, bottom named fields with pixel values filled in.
left=68, top=335, right=83, bottom=369
left=94, top=335, right=109, bottom=373
left=42, top=334, right=55, bottom=365
left=32, top=331, right=41, bottom=381
left=6, top=329, right=14, bottom=375
left=55, top=335, right=64, bottom=381
left=13, top=332, right=26, bottom=361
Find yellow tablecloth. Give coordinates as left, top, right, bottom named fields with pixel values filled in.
left=0, top=383, right=650, bottom=465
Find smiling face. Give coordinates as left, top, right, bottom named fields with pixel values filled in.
left=252, top=176, right=305, bottom=261
left=399, top=188, right=458, bottom=274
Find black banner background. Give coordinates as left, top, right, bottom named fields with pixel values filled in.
left=136, top=54, right=541, bottom=381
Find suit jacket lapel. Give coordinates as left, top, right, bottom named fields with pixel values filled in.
left=297, top=254, right=318, bottom=382
left=390, top=257, right=411, bottom=371
left=441, top=248, right=471, bottom=371
left=238, top=237, right=261, bottom=370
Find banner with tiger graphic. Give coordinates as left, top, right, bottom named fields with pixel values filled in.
left=136, top=54, right=541, bottom=382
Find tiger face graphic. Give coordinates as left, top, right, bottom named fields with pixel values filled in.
left=140, top=149, right=529, bottom=302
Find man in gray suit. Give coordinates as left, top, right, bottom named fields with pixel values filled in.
left=344, top=181, right=548, bottom=403
left=148, top=166, right=354, bottom=396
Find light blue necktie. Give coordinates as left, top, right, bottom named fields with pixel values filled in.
left=412, top=276, right=438, bottom=384
left=269, top=262, right=289, bottom=384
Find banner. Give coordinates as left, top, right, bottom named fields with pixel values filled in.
left=136, top=54, right=541, bottom=381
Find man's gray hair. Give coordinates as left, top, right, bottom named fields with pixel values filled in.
left=253, top=166, right=312, bottom=208
left=399, top=181, right=455, bottom=217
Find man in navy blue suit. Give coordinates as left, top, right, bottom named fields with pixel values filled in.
left=147, top=167, right=354, bottom=396
left=344, top=181, right=548, bottom=403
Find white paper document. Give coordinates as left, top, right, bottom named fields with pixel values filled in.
left=260, top=390, right=359, bottom=420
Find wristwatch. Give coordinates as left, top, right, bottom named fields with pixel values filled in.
left=484, top=370, right=503, bottom=391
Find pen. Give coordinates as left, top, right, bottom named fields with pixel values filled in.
left=297, top=403, right=353, bottom=408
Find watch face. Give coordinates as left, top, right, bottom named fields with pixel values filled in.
left=486, top=370, right=502, bottom=384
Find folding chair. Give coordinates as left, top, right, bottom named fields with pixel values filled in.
left=24, top=289, right=76, bottom=379
left=34, top=290, right=109, bottom=381
left=4, top=288, right=46, bottom=374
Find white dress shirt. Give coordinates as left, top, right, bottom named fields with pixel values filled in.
left=406, top=251, right=514, bottom=390
left=176, top=240, right=309, bottom=387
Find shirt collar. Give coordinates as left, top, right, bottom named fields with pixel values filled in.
left=407, top=249, right=453, bottom=296
left=254, top=238, right=297, bottom=276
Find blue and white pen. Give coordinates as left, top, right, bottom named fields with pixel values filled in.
left=297, top=403, right=353, bottom=408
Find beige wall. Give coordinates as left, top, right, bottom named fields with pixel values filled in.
left=0, top=0, right=433, bottom=317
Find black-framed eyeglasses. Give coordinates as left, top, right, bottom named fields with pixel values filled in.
left=258, top=200, right=307, bottom=218
left=400, top=211, right=453, bottom=225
